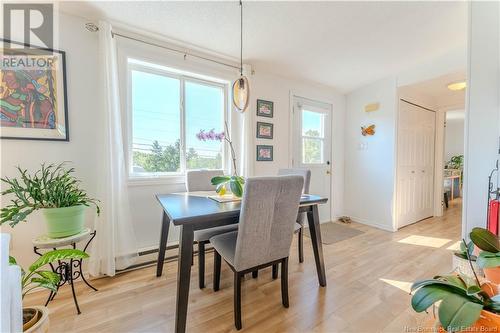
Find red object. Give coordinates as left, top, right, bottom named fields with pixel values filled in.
left=488, top=199, right=499, bottom=235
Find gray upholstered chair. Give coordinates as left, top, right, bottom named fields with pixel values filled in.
left=210, top=176, right=304, bottom=330
left=186, top=170, right=238, bottom=289
left=278, top=168, right=311, bottom=264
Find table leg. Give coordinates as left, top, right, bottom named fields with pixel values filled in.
left=156, top=211, right=171, bottom=277
left=175, top=225, right=194, bottom=333
left=307, top=204, right=327, bottom=287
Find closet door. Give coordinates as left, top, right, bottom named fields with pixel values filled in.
left=396, top=100, right=436, bottom=228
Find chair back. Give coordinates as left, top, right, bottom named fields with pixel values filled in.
left=186, top=170, right=224, bottom=192
left=278, top=168, right=311, bottom=194
left=233, top=176, right=304, bottom=271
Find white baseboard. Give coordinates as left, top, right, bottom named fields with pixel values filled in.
left=347, top=215, right=396, bottom=232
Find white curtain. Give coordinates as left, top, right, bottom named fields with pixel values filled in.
left=234, top=64, right=254, bottom=177
left=89, top=21, right=138, bottom=277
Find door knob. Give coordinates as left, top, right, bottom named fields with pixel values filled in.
left=326, top=170, right=331, bottom=175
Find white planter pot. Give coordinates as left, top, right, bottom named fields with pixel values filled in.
left=24, top=306, right=49, bottom=333
left=452, top=255, right=484, bottom=278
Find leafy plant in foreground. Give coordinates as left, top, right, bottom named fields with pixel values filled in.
left=411, top=240, right=500, bottom=331
left=470, top=227, right=500, bottom=268
left=9, top=249, right=89, bottom=299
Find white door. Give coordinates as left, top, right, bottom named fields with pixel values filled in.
left=396, top=100, right=436, bottom=228
left=292, top=96, right=332, bottom=222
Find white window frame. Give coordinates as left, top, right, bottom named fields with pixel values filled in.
left=299, top=107, right=328, bottom=165
left=126, top=59, right=229, bottom=183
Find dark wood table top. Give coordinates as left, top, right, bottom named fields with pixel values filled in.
left=156, top=192, right=328, bottom=226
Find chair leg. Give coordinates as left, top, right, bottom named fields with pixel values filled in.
left=198, top=242, right=205, bottom=289
left=234, top=272, right=242, bottom=330
left=213, top=250, right=221, bottom=292
left=281, top=257, right=289, bottom=308
left=252, top=270, right=258, bottom=278
left=298, top=227, right=304, bottom=263
left=272, top=264, right=278, bottom=279
left=191, top=244, right=194, bottom=266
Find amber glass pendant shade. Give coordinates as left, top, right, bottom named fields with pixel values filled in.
left=232, top=75, right=249, bottom=113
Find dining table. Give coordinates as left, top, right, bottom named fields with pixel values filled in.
left=155, top=191, right=328, bottom=333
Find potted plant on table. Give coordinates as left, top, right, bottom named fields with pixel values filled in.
left=196, top=122, right=245, bottom=197
left=470, top=227, right=500, bottom=284
left=1, top=163, right=100, bottom=238
left=9, top=249, right=89, bottom=332
left=411, top=241, right=500, bottom=332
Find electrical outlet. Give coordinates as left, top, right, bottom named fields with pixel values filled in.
left=358, top=142, right=368, bottom=150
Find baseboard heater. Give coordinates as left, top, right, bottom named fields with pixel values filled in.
left=115, top=243, right=214, bottom=274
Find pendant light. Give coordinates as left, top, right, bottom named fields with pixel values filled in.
left=232, top=0, right=249, bottom=113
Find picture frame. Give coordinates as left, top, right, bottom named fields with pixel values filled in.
left=256, top=145, right=273, bottom=161
left=256, top=99, right=273, bottom=118
left=256, top=121, right=273, bottom=139
left=1, top=39, right=69, bottom=141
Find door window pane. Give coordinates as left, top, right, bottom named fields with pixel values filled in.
left=301, top=109, right=325, bottom=164
left=302, top=110, right=323, bottom=137
left=302, top=138, right=323, bottom=164
left=131, top=70, right=181, bottom=174
left=185, top=81, right=224, bottom=170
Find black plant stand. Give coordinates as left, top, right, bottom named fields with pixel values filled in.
left=32, top=229, right=97, bottom=315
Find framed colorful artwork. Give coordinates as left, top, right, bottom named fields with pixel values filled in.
left=256, top=99, right=273, bottom=118
left=1, top=39, right=69, bottom=141
left=256, top=145, right=273, bottom=161
left=256, top=121, right=273, bottom=139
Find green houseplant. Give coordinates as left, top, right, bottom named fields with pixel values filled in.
left=470, top=227, right=500, bottom=284
left=1, top=163, right=100, bottom=238
left=446, top=155, right=464, bottom=170
left=9, top=249, right=89, bottom=332
left=411, top=241, right=500, bottom=332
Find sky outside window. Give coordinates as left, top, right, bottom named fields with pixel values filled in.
left=130, top=67, right=224, bottom=173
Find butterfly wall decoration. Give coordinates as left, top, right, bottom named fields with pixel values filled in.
left=361, top=124, right=376, bottom=136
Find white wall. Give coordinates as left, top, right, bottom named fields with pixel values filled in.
left=344, top=77, right=398, bottom=231
left=343, top=31, right=467, bottom=232
left=249, top=71, right=346, bottom=220
left=1, top=12, right=346, bottom=267
left=463, top=1, right=500, bottom=235
left=0, top=14, right=103, bottom=268
left=445, top=115, right=465, bottom=162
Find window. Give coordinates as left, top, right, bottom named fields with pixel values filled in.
left=301, top=109, right=325, bottom=164
left=128, top=61, right=226, bottom=177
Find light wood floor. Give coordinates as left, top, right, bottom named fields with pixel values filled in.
left=25, top=200, right=462, bottom=332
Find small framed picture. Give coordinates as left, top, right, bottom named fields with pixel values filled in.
left=256, top=122, right=273, bottom=139
left=257, top=99, right=273, bottom=118
left=256, top=145, right=273, bottom=161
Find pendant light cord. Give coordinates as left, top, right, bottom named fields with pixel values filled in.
left=240, top=0, right=243, bottom=76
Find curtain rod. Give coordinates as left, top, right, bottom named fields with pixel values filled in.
left=111, top=31, right=241, bottom=70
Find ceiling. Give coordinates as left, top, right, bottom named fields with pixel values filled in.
left=60, top=1, right=468, bottom=93
left=400, top=71, right=466, bottom=110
